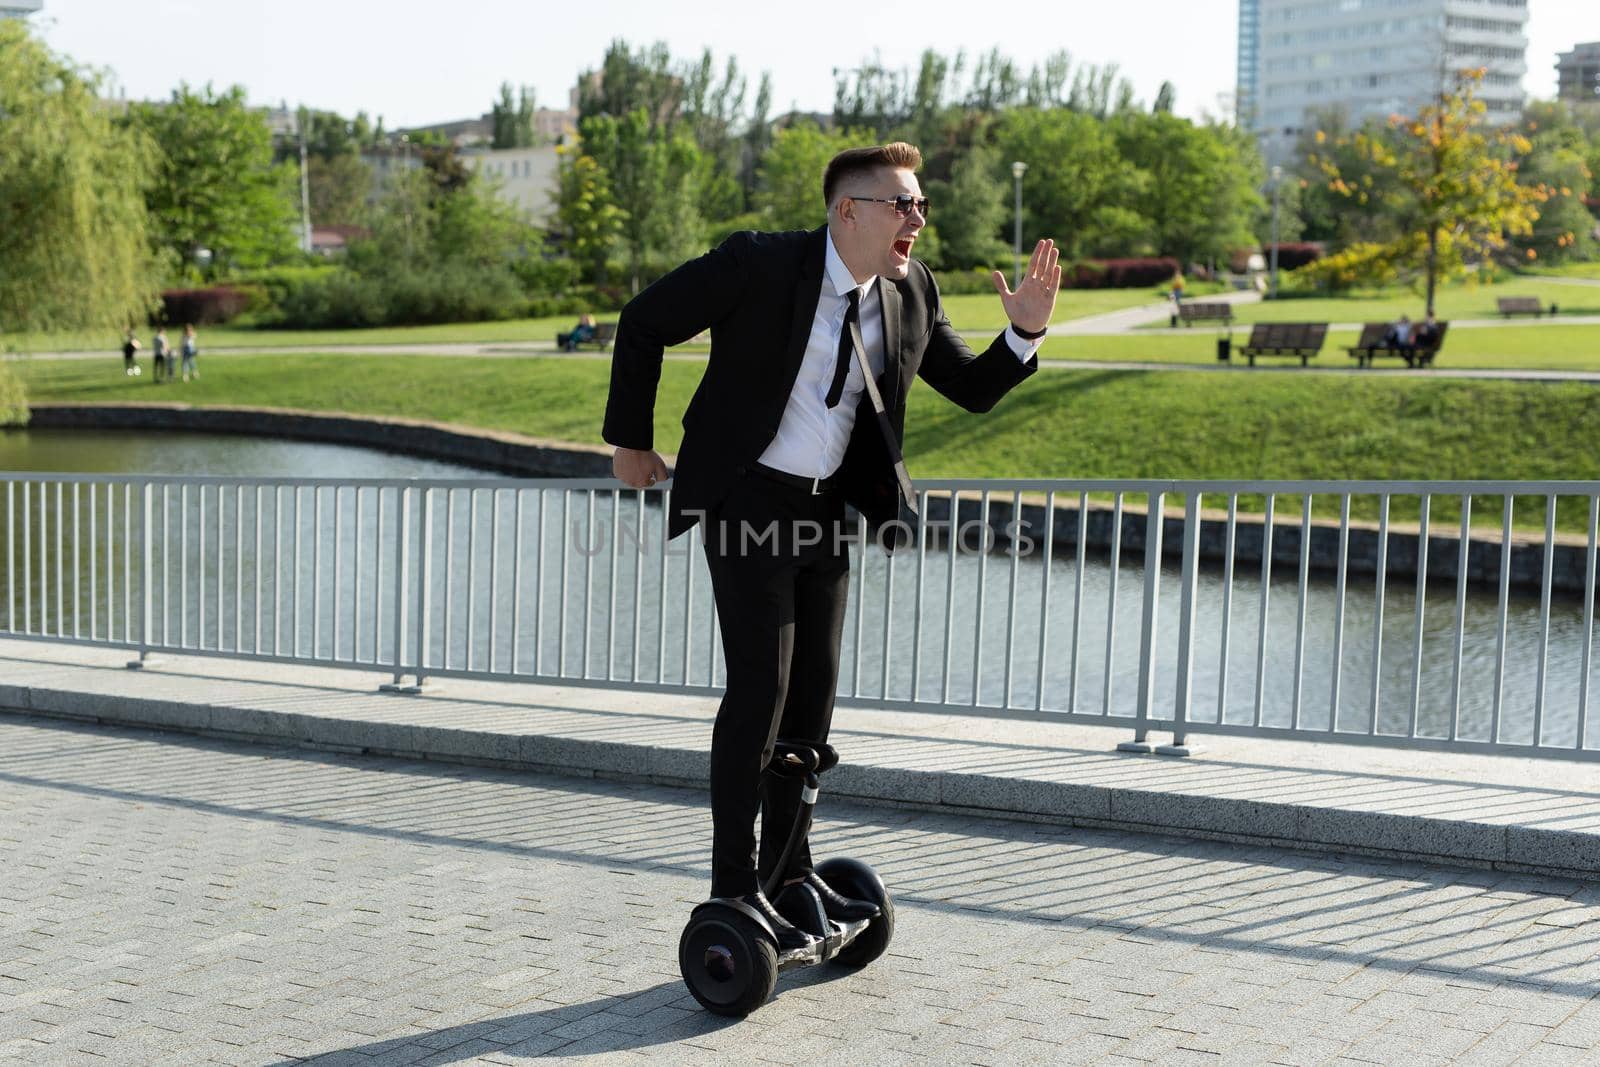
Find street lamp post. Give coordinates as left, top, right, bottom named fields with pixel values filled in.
left=1011, top=161, right=1028, bottom=289
left=400, top=134, right=413, bottom=258
left=1269, top=164, right=1282, bottom=300
left=297, top=107, right=313, bottom=255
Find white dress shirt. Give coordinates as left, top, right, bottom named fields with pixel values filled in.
left=758, top=230, right=1042, bottom=480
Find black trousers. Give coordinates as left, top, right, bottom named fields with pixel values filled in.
left=701, top=473, right=850, bottom=898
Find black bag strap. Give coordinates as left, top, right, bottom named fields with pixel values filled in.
left=849, top=318, right=918, bottom=516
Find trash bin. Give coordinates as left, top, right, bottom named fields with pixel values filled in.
left=1217, top=335, right=1231, bottom=362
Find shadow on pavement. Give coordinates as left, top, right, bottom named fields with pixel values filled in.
left=274, top=980, right=738, bottom=1063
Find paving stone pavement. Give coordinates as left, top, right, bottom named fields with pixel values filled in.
left=2, top=716, right=1598, bottom=1067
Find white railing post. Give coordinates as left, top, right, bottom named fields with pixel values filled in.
left=381, top=486, right=411, bottom=691
left=1161, top=492, right=1202, bottom=755
left=127, top=482, right=155, bottom=669
left=413, top=486, right=433, bottom=690
left=1120, top=491, right=1164, bottom=753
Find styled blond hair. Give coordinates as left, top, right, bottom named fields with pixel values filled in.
left=822, top=142, right=922, bottom=208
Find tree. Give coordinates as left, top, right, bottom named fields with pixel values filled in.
left=281, top=107, right=376, bottom=232
left=580, top=109, right=707, bottom=292
left=1513, top=101, right=1598, bottom=263
left=579, top=41, right=681, bottom=131
left=1254, top=170, right=1306, bottom=249
left=306, top=152, right=371, bottom=229
left=993, top=108, right=1148, bottom=259
left=742, top=73, right=773, bottom=200
left=491, top=83, right=536, bottom=149
left=1513, top=142, right=1594, bottom=263
left=754, top=122, right=864, bottom=233
left=125, top=84, right=300, bottom=278
left=553, top=148, right=625, bottom=287
left=289, top=107, right=383, bottom=161
left=1153, top=82, right=1176, bottom=114
left=0, top=22, right=158, bottom=333
left=1291, top=110, right=1395, bottom=246
left=350, top=159, right=528, bottom=275
left=1112, top=112, right=1263, bottom=266
left=1313, top=69, right=1545, bottom=312
left=679, top=50, right=747, bottom=224
left=924, top=140, right=1009, bottom=269
left=833, top=52, right=910, bottom=139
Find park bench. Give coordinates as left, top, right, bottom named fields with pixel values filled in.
left=1344, top=321, right=1450, bottom=368
left=1236, top=322, right=1328, bottom=367
left=1498, top=296, right=1554, bottom=318
left=555, top=321, right=617, bottom=351
left=1174, top=302, right=1233, bottom=327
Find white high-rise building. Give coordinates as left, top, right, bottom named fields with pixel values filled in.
left=1238, top=0, right=1529, bottom=165
left=1, top=0, right=43, bottom=18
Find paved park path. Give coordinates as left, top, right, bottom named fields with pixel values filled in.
left=14, top=288, right=1600, bottom=384
left=3, top=714, right=1599, bottom=1065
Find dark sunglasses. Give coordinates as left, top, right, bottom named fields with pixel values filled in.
left=851, top=195, right=930, bottom=218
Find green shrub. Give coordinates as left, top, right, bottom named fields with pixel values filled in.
left=933, top=268, right=1003, bottom=295
left=222, top=265, right=340, bottom=317
left=526, top=294, right=592, bottom=319
left=272, top=263, right=532, bottom=328
left=275, top=272, right=390, bottom=329
left=0, top=359, right=29, bottom=427
left=512, top=254, right=580, bottom=295
left=381, top=264, right=527, bottom=324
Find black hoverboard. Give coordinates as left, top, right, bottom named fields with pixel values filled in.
left=677, top=741, right=894, bottom=1016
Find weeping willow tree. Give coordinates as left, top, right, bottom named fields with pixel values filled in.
left=0, top=22, right=159, bottom=337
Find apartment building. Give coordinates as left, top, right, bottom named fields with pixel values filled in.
left=1556, top=42, right=1600, bottom=102
left=1238, top=0, right=1529, bottom=164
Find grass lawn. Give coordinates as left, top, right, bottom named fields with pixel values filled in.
left=1527, top=263, right=1600, bottom=281
left=1221, top=277, right=1600, bottom=326
left=15, top=351, right=1600, bottom=532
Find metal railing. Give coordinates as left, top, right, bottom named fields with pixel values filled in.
left=3, top=472, right=1598, bottom=761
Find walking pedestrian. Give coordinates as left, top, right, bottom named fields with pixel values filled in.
left=152, top=327, right=171, bottom=383
left=180, top=324, right=198, bottom=382
left=121, top=328, right=142, bottom=376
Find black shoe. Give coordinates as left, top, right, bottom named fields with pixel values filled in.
left=735, top=890, right=818, bottom=954
left=805, top=873, right=880, bottom=922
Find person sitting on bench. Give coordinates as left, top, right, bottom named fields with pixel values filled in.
left=560, top=313, right=598, bottom=352
left=1382, top=314, right=1413, bottom=352
left=1412, top=312, right=1439, bottom=350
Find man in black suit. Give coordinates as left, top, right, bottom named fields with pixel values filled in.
left=604, top=142, right=1059, bottom=952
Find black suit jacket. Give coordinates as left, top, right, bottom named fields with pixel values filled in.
left=602, top=226, right=1037, bottom=539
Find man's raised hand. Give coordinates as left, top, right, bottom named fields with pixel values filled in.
left=991, top=238, right=1061, bottom=336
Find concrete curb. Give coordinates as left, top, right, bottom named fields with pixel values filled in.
left=8, top=680, right=1598, bottom=882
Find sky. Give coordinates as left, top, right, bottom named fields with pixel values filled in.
left=33, top=0, right=1598, bottom=129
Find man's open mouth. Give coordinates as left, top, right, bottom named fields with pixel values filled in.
left=892, top=238, right=914, bottom=260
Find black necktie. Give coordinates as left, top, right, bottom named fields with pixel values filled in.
left=824, top=289, right=860, bottom=408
